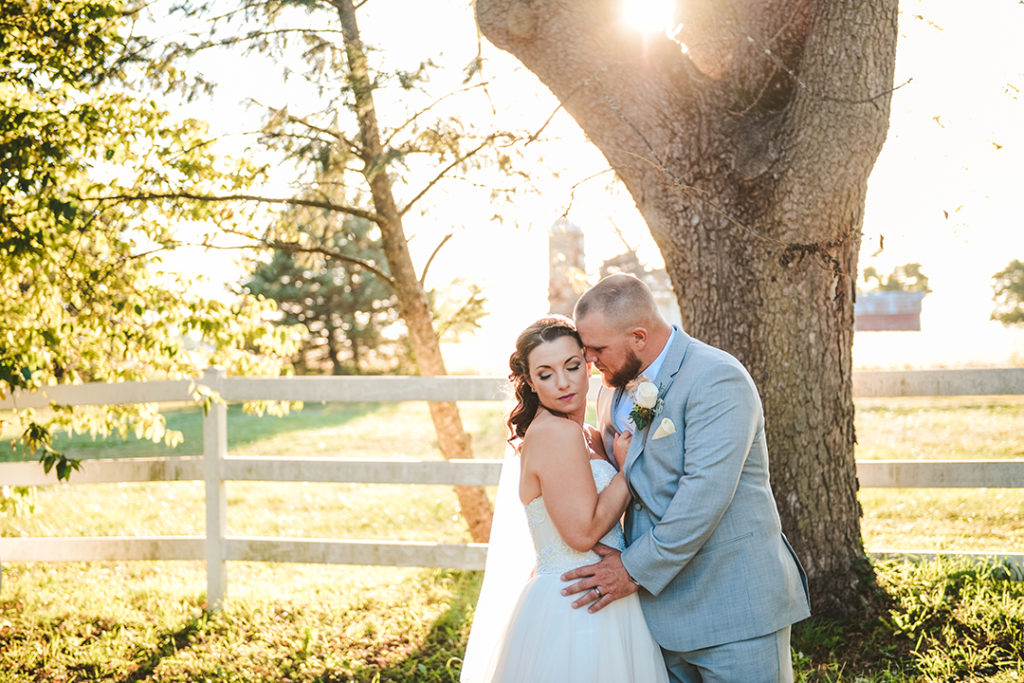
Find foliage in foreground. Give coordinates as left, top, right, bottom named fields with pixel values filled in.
left=1, top=557, right=1022, bottom=682
left=0, top=0, right=301, bottom=478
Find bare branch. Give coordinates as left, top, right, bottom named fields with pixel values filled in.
left=262, top=106, right=365, bottom=159
left=524, top=78, right=591, bottom=145
left=399, top=134, right=509, bottom=217
left=199, top=233, right=396, bottom=287
left=169, top=27, right=347, bottom=55
left=559, top=167, right=616, bottom=218
left=420, top=233, right=453, bottom=288
left=83, top=191, right=382, bottom=225
left=266, top=240, right=394, bottom=286
left=381, top=80, right=493, bottom=151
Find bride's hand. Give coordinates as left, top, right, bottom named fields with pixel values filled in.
left=612, top=430, right=633, bottom=469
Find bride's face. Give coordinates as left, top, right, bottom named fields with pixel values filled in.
left=526, top=336, right=589, bottom=417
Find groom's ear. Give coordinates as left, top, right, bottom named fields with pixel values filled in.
left=628, top=327, right=648, bottom=350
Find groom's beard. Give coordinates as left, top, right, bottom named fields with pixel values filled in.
left=606, top=349, right=644, bottom=389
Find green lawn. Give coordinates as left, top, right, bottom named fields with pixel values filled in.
left=1, top=396, right=1022, bottom=680
left=855, top=397, right=1024, bottom=554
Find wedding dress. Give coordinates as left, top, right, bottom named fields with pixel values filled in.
left=462, top=458, right=668, bottom=682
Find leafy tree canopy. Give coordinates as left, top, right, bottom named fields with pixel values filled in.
left=0, top=0, right=301, bottom=479
left=860, top=263, right=931, bottom=294
left=991, top=259, right=1024, bottom=326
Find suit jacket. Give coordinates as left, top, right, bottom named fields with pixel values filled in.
left=600, top=328, right=810, bottom=653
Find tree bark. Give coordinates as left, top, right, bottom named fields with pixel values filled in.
left=478, top=0, right=897, bottom=614
left=337, top=0, right=492, bottom=543
left=327, top=322, right=345, bottom=375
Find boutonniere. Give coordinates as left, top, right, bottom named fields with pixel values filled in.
left=628, top=381, right=663, bottom=431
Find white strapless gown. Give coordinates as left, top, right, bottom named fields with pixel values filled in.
left=480, top=459, right=668, bottom=682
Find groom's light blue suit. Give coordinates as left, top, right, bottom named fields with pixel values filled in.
left=598, top=328, right=810, bottom=654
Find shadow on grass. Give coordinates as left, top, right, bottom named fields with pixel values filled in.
left=115, top=613, right=210, bottom=683
left=305, top=559, right=1024, bottom=682
left=348, top=570, right=483, bottom=683
left=792, top=557, right=1024, bottom=682
left=0, top=402, right=386, bottom=463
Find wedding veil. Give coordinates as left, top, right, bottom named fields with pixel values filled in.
left=460, top=444, right=535, bottom=682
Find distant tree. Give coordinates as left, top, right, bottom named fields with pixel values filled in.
left=861, top=263, right=931, bottom=293
left=0, top=0, right=299, bottom=479
left=991, top=259, right=1024, bottom=326
left=244, top=217, right=409, bottom=376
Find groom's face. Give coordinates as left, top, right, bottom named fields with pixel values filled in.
left=575, top=312, right=643, bottom=389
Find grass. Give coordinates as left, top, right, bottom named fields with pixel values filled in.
left=1, top=558, right=1021, bottom=681
left=792, top=557, right=1024, bottom=682
left=854, top=397, right=1024, bottom=554
left=1, top=396, right=1022, bottom=680
left=0, top=562, right=480, bottom=682
left=854, top=396, right=1024, bottom=462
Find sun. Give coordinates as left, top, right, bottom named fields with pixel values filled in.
left=621, top=0, right=677, bottom=36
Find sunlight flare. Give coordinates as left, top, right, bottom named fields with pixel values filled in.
left=621, top=0, right=677, bottom=36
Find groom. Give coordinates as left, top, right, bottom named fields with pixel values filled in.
left=563, top=273, right=810, bottom=682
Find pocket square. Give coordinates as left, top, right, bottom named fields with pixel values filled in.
left=652, top=417, right=676, bottom=440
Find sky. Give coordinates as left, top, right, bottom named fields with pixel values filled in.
left=854, top=0, right=1024, bottom=368
left=153, top=0, right=1024, bottom=373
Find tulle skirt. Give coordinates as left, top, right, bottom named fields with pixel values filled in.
left=481, top=573, right=668, bottom=682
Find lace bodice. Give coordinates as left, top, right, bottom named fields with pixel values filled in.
left=524, top=459, right=626, bottom=575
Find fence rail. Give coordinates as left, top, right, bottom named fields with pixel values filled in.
left=2, top=367, right=1022, bottom=606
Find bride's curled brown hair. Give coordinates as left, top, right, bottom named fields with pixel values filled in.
left=506, top=315, right=583, bottom=447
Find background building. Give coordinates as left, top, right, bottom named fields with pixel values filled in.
left=855, top=291, right=927, bottom=331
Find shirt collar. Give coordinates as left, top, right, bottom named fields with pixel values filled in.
left=639, top=327, right=676, bottom=384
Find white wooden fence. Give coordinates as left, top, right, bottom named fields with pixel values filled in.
left=1, top=367, right=1022, bottom=606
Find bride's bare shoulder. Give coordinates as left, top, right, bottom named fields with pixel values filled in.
left=523, top=412, right=584, bottom=451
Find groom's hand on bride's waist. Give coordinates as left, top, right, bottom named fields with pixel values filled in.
left=560, top=543, right=638, bottom=613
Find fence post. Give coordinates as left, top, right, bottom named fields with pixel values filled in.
left=202, top=366, right=227, bottom=609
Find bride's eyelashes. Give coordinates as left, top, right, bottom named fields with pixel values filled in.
left=539, top=365, right=582, bottom=381
left=536, top=359, right=584, bottom=382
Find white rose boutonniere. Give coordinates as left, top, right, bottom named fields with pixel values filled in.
left=629, top=381, right=663, bottom=431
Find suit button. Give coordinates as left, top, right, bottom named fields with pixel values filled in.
left=634, top=502, right=643, bottom=511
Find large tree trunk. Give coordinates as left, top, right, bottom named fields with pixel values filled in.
left=338, top=0, right=492, bottom=543
left=478, top=0, right=897, bottom=614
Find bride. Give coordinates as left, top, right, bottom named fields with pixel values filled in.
left=461, top=316, right=667, bottom=682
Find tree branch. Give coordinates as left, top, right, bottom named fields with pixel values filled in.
left=399, top=134, right=508, bottom=217
left=83, top=191, right=382, bottom=225
left=168, top=27, right=348, bottom=55
left=381, top=80, right=493, bottom=151
left=199, top=234, right=396, bottom=288
left=420, top=233, right=452, bottom=288
left=525, top=98, right=569, bottom=145
left=262, top=106, right=365, bottom=160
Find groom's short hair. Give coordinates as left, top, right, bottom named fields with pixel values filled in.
left=574, top=273, right=661, bottom=330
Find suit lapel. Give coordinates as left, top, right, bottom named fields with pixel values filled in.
left=653, top=327, right=690, bottom=389
left=624, top=327, right=691, bottom=477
